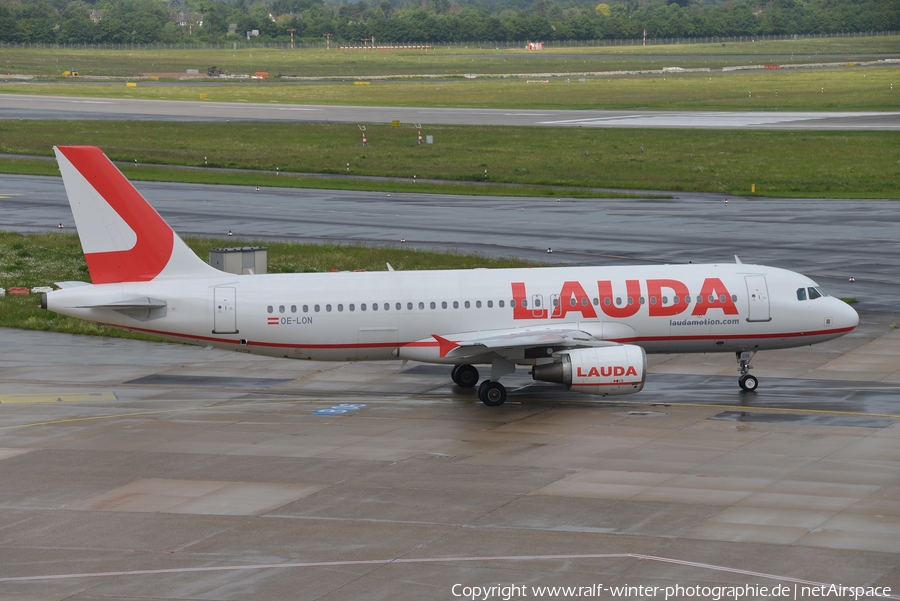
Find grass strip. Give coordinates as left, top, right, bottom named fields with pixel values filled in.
left=1, top=120, right=897, bottom=197
left=1, top=37, right=898, bottom=78
left=4, top=66, right=899, bottom=111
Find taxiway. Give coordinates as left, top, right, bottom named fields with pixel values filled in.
left=2, top=93, right=900, bottom=129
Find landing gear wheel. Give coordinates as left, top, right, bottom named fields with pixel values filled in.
left=739, top=374, right=759, bottom=392
left=454, top=364, right=479, bottom=388
left=477, top=380, right=507, bottom=406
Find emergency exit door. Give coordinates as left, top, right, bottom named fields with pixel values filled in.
left=745, top=275, right=771, bottom=322
left=213, top=287, right=238, bottom=333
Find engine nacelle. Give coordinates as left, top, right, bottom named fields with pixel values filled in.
left=531, top=345, right=646, bottom=396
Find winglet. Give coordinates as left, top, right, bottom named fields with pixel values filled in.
left=735, top=255, right=743, bottom=264
left=432, top=334, right=459, bottom=358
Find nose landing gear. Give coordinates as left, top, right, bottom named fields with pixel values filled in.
left=737, top=351, right=758, bottom=391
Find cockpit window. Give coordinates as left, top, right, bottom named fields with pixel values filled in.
left=807, top=286, right=826, bottom=300
left=797, top=288, right=807, bottom=301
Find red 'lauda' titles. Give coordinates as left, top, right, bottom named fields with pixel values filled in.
left=577, top=366, right=639, bottom=377
left=646, top=279, right=691, bottom=317
left=553, top=280, right=598, bottom=319
left=511, top=278, right=738, bottom=321
left=597, top=280, right=641, bottom=318
left=691, top=277, right=739, bottom=316
left=511, top=282, right=548, bottom=319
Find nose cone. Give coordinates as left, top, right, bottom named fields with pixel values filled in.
left=836, top=298, right=859, bottom=331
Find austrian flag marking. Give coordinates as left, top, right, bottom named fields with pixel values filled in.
left=267, top=317, right=279, bottom=325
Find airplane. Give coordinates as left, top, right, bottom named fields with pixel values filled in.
left=42, top=146, right=859, bottom=406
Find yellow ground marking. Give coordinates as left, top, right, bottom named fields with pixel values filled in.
left=0, top=392, right=118, bottom=404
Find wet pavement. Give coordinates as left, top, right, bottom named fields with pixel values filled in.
left=1, top=320, right=899, bottom=599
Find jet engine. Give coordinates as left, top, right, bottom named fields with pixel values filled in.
left=531, top=345, right=646, bottom=396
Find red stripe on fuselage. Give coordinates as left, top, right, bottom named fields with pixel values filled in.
left=95, top=324, right=856, bottom=350
left=58, top=146, right=174, bottom=284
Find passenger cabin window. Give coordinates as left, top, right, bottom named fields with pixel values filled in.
left=487, top=300, right=493, bottom=308
left=279, top=305, right=285, bottom=313
left=291, top=305, right=297, bottom=313
left=267, top=305, right=274, bottom=314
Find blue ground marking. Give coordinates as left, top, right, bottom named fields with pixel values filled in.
left=314, top=404, right=368, bottom=416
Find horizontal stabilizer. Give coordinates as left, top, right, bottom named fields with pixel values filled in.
left=77, top=297, right=168, bottom=322
left=77, top=298, right=168, bottom=310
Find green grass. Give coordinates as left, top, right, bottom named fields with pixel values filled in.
left=1, top=120, right=898, bottom=197
left=0, top=157, right=647, bottom=199
left=0, top=231, right=536, bottom=340
left=5, top=65, right=899, bottom=111
left=1, top=37, right=898, bottom=78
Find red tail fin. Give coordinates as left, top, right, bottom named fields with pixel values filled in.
left=54, top=146, right=217, bottom=284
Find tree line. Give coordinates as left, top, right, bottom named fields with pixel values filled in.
left=1, top=0, right=897, bottom=45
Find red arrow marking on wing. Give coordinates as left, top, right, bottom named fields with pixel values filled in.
left=431, top=334, right=459, bottom=358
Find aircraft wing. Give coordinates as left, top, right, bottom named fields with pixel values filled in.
left=430, top=326, right=621, bottom=361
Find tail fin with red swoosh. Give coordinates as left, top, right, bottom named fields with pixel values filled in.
left=54, top=146, right=219, bottom=284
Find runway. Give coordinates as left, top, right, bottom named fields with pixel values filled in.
left=1, top=173, right=897, bottom=312
left=2, top=93, right=900, bottom=129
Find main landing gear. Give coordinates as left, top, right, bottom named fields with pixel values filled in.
left=452, top=357, right=516, bottom=406
left=736, top=351, right=759, bottom=392
left=477, top=380, right=507, bottom=406
left=451, top=364, right=479, bottom=388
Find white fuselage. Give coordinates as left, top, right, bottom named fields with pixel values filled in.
left=45, top=262, right=859, bottom=366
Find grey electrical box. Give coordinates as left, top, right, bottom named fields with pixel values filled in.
left=209, top=246, right=268, bottom=275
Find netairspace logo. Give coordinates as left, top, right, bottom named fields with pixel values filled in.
left=450, top=583, right=894, bottom=600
